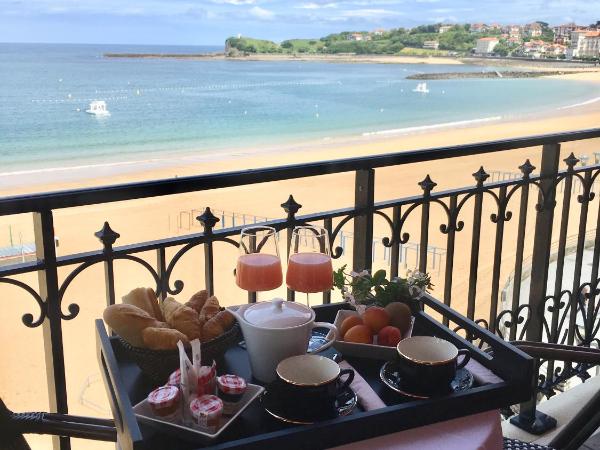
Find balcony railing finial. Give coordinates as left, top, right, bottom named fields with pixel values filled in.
left=519, top=160, right=536, bottom=179
left=564, top=152, right=579, bottom=171
left=196, top=207, right=220, bottom=233
left=472, top=166, right=490, bottom=187
left=418, top=175, right=437, bottom=196
left=94, top=221, right=120, bottom=249
left=281, top=195, right=302, bottom=220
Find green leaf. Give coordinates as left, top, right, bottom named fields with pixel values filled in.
left=372, top=269, right=387, bottom=285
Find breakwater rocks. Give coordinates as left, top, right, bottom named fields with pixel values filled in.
left=406, top=70, right=583, bottom=80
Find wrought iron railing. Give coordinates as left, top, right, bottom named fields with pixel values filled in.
left=2, top=128, right=600, bottom=449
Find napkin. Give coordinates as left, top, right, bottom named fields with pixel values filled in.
left=464, top=358, right=504, bottom=385
left=339, top=360, right=386, bottom=411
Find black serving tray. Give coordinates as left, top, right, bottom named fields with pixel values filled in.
left=96, top=296, right=534, bottom=450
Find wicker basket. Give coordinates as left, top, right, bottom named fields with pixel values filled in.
left=118, top=322, right=242, bottom=384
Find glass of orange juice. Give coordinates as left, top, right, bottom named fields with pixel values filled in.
left=286, top=226, right=333, bottom=305
left=236, top=226, right=283, bottom=293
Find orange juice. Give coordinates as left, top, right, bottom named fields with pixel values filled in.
left=286, top=252, right=333, bottom=293
left=236, top=253, right=282, bottom=292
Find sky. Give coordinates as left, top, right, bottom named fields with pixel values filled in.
left=0, top=0, right=599, bottom=46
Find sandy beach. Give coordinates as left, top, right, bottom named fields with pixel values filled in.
left=1, top=72, right=600, bottom=450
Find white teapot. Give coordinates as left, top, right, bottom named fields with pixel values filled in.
left=230, top=299, right=338, bottom=383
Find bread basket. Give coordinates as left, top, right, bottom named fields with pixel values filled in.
left=118, top=322, right=242, bottom=384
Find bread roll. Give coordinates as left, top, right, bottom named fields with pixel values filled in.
left=199, top=295, right=221, bottom=322
left=161, top=297, right=184, bottom=324
left=169, top=305, right=203, bottom=341
left=202, top=310, right=236, bottom=342
left=142, top=327, right=189, bottom=350
left=103, top=304, right=161, bottom=347
left=122, top=287, right=164, bottom=321
left=185, top=290, right=209, bottom=314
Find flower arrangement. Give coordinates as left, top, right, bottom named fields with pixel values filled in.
left=333, top=266, right=433, bottom=311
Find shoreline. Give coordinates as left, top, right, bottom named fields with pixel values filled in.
left=2, top=96, right=600, bottom=196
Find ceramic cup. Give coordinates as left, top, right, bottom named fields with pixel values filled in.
left=395, top=336, right=470, bottom=393
left=275, top=355, right=354, bottom=412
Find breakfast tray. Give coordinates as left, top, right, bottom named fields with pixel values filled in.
left=96, top=295, right=534, bottom=450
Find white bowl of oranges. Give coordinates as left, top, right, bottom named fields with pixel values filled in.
left=329, top=303, right=414, bottom=359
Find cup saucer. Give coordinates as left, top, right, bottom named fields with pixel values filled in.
left=261, top=381, right=357, bottom=425
left=380, top=360, right=474, bottom=399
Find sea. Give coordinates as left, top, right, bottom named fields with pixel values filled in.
left=1, top=43, right=599, bottom=179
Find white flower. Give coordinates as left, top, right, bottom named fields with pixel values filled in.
left=343, top=292, right=355, bottom=304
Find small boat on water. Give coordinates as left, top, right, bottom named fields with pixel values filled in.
left=86, top=100, right=110, bottom=116
left=412, top=82, right=430, bottom=94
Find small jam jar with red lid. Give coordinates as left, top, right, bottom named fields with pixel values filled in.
left=196, top=362, right=217, bottom=396
left=147, top=385, right=180, bottom=418
left=166, top=368, right=181, bottom=387
left=189, top=394, right=223, bottom=431
left=217, top=374, right=247, bottom=415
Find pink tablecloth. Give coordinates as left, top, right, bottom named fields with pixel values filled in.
left=329, top=410, right=503, bottom=450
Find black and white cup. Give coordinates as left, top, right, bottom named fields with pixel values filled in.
left=396, top=336, right=470, bottom=393
left=275, top=354, right=354, bottom=413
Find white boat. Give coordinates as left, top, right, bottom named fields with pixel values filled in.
left=85, top=100, right=110, bottom=116
left=412, top=82, right=430, bottom=94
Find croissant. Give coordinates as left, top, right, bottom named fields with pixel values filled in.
left=199, top=295, right=221, bottom=322
left=103, top=304, right=162, bottom=347
left=202, top=310, right=236, bottom=342
left=186, top=290, right=209, bottom=314
left=168, top=304, right=204, bottom=341
left=142, top=327, right=189, bottom=350
left=161, top=297, right=184, bottom=324
left=122, top=287, right=164, bottom=321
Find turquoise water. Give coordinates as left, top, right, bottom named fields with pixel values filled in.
left=0, top=43, right=598, bottom=174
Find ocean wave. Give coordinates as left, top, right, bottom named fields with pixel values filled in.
left=0, top=158, right=168, bottom=178
left=557, top=96, right=600, bottom=110
left=361, top=116, right=503, bottom=137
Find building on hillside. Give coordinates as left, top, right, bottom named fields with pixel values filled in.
left=470, top=23, right=488, bottom=33
left=489, top=23, right=502, bottom=31
left=521, top=39, right=547, bottom=58
left=423, top=40, right=440, bottom=50
left=567, top=30, right=600, bottom=59
left=553, top=23, right=579, bottom=44
left=475, top=37, right=499, bottom=55
left=508, top=25, right=523, bottom=39
left=545, top=44, right=567, bottom=57
left=507, top=36, right=522, bottom=45
left=347, top=33, right=364, bottom=41
left=526, top=22, right=543, bottom=37
left=438, top=25, right=454, bottom=34
left=372, top=29, right=386, bottom=36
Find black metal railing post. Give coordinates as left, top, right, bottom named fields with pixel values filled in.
left=418, top=175, right=437, bottom=274
left=197, top=207, right=219, bottom=297
left=33, top=210, right=71, bottom=450
left=95, top=222, right=120, bottom=308
left=281, top=195, right=302, bottom=302
left=467, top=168, right=489, bottom=320
left=511, top=143, right=561, bottom=434
left=353, top=169, right=375, bottom=272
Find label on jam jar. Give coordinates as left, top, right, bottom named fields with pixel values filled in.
left=217, top=374, right=247, bottom=415
left=147, top=385, right=180, bottom=420
left=190, top=395, right=223, bottom=432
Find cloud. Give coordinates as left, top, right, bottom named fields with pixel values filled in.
left=341, top=8, right=403, bottom=18
left=296, top=2, right=338, bottom=9
left=249, top=5, right=275, bottom=19
left=210, top=0, right=257, bottom=4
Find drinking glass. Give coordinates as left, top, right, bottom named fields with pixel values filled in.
left=286, top=226, right=333, bottom=305
left=236, top=226, right=283, bottom=292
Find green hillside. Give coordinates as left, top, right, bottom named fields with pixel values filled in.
left=225, top=23, right=554, bottom=56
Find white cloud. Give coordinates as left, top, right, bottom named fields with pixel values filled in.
left=249, top=5, right=275, bottom=19
left=296, top=2, right=338, bottom=8
left=342, top=8, right=403, bottom=18
left=210, top=0, right=257, bottom=4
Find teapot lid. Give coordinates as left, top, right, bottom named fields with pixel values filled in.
left=244, top=299, right=312, bottom=328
